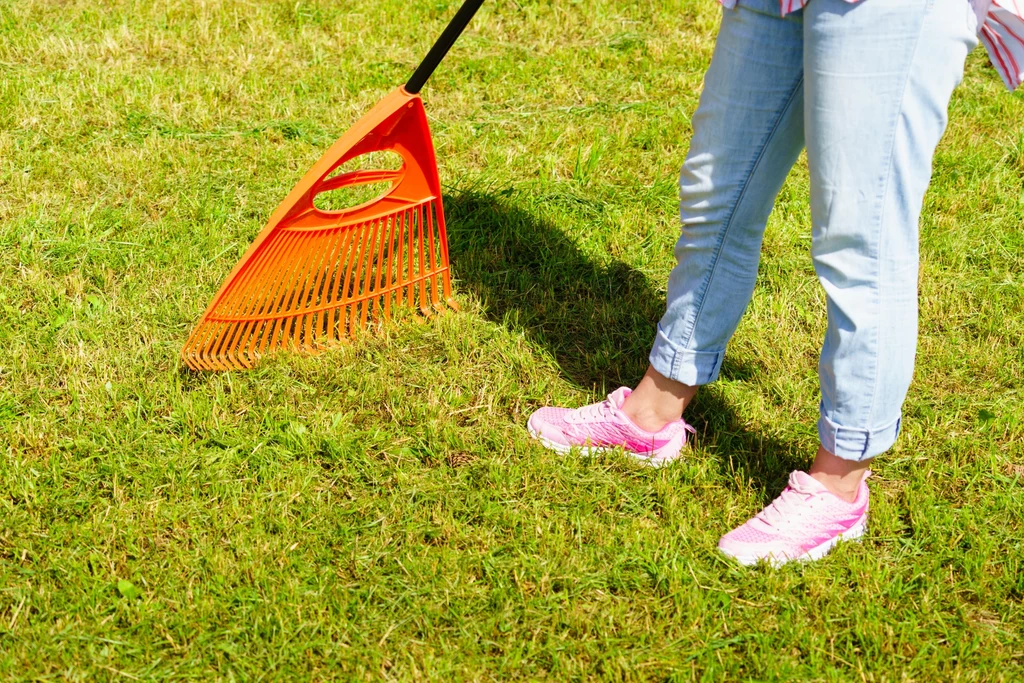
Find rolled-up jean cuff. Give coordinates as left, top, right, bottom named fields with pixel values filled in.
left=817, top=409, right=902, bottom=461
left=648, top=324, right=724, bottom=386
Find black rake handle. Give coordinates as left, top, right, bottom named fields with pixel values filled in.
left=405, top=0, right=486, bottom=94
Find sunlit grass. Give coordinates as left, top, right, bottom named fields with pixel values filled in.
left=1, top=0, right=1022, bottom=679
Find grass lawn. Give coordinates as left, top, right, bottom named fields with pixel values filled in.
left=2, top=0, right=1023, bottom=679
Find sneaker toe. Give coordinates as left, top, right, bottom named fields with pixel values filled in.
left=527, top=407, right=573, bottom=447
left=717, top=525, right=787, bottom=565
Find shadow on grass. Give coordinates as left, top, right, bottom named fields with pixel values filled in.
left=445, top=189, right=801, bottom=498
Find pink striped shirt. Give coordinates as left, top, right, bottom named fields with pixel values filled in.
left=718, top=0, right=1024, bottom=91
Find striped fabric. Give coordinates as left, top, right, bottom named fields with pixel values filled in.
left=981, top=0, right=1024, bottom=89
left=718, top=0, right=1024, bottom=91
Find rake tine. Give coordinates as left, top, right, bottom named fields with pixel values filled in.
left=378, top=211, right=393, bottom=321
left=434, top=199, right=455, bottom=306
left=312, top=228, right=348, bottom=346
left=184, top=322, right=213, bottom=370
left=191, top=231, right=293, bottom=370
left=334, top=225, right=361, bottom=341
left=368, top=217, right=389, bottom=323
left=282, top=231, right=321, bottom=318
left=295, top=230, right=332, bottom=349
left=224, top=232, right=292, bottom=320
left=264, top=232, right=315, bottom=320
left=244, top=319, right=267, bottom=363
left=426, top=199, right=440, bottom=309
left=239, top=234, right=306, bottom=362
left=244, top=320, right=265, bottom=366
left=416, top=203, right=431, bottom=316
left=401, top=202, right=413, bottom=307
left=215, top=320, right=246, bottom=369
left=258, top=317, right=282, bottom=358
left=226, top=233, right=286, bottom=322
left=356, top=220, right=380, bottom=331
left=297, top=230, right=334, bottom=314
left=206, top=319, right=241, bottom=371
left=323, top=225, right=356, bottom=343
left=285, top=315, right=301, bottom=353
left=226, top=320, right=257, bottom=369
left=359, top=219, right=381, bottom=330
left=343, top=223, right=370, bottom=339
left=303, top=237, right=328, bottom=349
left=394, top=209, right=406, bottom=315
left=246, top=232, right=301, bottom=320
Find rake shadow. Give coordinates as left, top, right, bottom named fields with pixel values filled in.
left=445, top=189, right=803, bottom=498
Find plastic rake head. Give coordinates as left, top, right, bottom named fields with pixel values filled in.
left=181, top=88, right=454, bottom=371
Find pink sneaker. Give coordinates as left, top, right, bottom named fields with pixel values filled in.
left=718, top=471, right=870, bottom=566
left=526, top=387, right=695, bottom=467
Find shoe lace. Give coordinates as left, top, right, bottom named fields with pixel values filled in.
left=755, top=486, right=814, bottom=530
left=575, top=397, right=616, bottom=423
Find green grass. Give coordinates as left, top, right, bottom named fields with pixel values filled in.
left=2, top=0, right=1023, bottom=679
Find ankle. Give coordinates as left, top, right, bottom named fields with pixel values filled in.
left=808, top=471, right=861, bottom=502
left=808, top=446, right=871, bottom=503
left=621, top=400, right=676, bottom=433
left=620, top=366, right=697, bottom=432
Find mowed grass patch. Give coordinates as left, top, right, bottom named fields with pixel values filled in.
left=1, top=0, right=1023, bottom=679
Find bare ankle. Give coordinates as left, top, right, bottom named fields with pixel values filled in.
left=620, top=366, right=698, bottom=432
left=621, top=401, right=675, bottom=432
left=808, top=446, right=872, bottom=503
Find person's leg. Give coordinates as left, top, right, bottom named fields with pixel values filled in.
left=527, top=0, right=806, bottom=465
left=803, top=0, right=979, bottom=496
left=623, top=0, right=807, bottom=431
left=719, top=0, right=978, bottom=566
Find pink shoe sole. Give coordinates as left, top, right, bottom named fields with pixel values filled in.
left=720, top=517, right=868, bottom=567
left=527, top=418, right=683, bottom=468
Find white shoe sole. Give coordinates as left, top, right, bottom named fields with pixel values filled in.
left=722, top=519, right=868, bottom=567
left=527, top=424, right=680, bottom=468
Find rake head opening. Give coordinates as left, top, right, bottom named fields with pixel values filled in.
left=181, top=88, right=454, bottom=371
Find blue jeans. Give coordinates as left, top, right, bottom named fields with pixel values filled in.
left=649, top=0, right=979, bottom=460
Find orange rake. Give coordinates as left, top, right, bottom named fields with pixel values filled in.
left=181, top=0, right=486, bottom=371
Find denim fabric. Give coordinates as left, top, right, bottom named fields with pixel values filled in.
left=648, top=0, right=978, bottom=460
